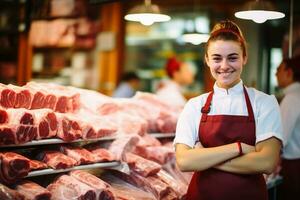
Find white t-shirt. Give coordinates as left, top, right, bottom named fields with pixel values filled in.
left=280, top=82, right=300, bottom=159
left=156, top=80, right=186, bottom=107
left=174, top=81, right=283, bottom=148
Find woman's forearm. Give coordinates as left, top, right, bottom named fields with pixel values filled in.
left=215, top=152, right=271, bottom=174
left=215, top=138, right=281, bottom=174
left=176, top=143, right=244, bottom=172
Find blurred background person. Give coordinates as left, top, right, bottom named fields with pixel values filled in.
left=276, top=55, right=300, bottom=200
left=112, top=71, right=140, bottom=98
left=156, top=57, right=196, bottom=107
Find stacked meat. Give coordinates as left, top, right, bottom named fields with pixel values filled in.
left=0, top=145, right=116, bottom=184
left=0, top=82, right=187, bottom=199
left=0, top=82, right=180, bottom=146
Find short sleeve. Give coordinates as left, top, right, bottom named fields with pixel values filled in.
left=173, top=99, right=199, bottom=148
left=255, top=94, right=283, bottom=144
left=280, top=95, right=300, bottom=146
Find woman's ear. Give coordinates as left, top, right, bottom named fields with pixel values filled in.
left=243, top=55, right=248, bottom=65
left=204, top=54, right=209, bottom=67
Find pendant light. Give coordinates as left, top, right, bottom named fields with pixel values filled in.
left=234, top=0, right=285, bottom=23
left=181, top=29, right=210, bottom=45
left=181, top=0, right=209, bottom=45
left=124, top=0, right=171, bottom=26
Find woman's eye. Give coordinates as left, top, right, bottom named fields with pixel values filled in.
left=213, top=57, right=222, bottom=62
left=229, top=57, right=238, bottom=61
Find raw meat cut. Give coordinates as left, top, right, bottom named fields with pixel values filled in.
left=0, top=108, right=8, bottom=124
left=16, top=180, right=51, bottom=200
left=108, top=135, right=139, bottom=161
left=0, top=83, right=80, bottom=113
left=125, top=153, right=161, bottom=177
left=70, top=170, right=115, bottom=200
left=0, top=84, right=31, bottom=109
left=133, top=92, right=180, bottom=133
left=86, top=147, right=116, bottom=162
left=156, top=170, right=187, bottom=198
left=73, top=109, right=117, bottom=139
left=55, top=113, right=82, bottom=141
left=32, top=109, right=58, bottom=139
left=67, top=86, right=111, bottom=113
left=47, top=175, right=97, bottom=200
left=108, top=170, right=170, bottom=200
left=29, top=159, right=48, bottom=171
left=0, top=108, right=37, bottom=144
left=24, top=82, right=80, bottom=113
left=60, top=145, right=96, bottom=165
left=37, top=151, right=78, bottom=169
left=0, top=183, right=25, bottom=200
left=134, top=145, right=174, bottom=164
left=101, top=173, right=156, bottom=200
left=0, top=152, right=30, bottom=184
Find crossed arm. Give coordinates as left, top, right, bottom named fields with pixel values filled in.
left=175, top=137, right=281, bottom=174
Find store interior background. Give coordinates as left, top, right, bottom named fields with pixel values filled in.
left=0, top=0, right=299, bottom=99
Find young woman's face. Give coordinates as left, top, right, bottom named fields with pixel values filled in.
left=205, top=40, right=247, bottom=89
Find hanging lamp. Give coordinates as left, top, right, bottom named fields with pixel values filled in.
left=124, top=0, right=171, bottom=26
left=181, top=0, right=210, bottom=45
left=181, top=31, right=209, bottom=45
left=234, top=0, right=285, bottom=23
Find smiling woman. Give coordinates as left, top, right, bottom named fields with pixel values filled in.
left=174, top=20, right=283, bottom=200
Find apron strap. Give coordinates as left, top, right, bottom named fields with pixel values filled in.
left=201, top=91, right=213, bottom=122
left=200, top=85, right=255, bottom=122
left=243, top=85, right=255, bottom=122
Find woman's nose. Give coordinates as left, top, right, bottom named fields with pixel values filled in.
left=220, top=60, right=229, bottom=69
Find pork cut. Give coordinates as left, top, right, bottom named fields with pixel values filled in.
left=0, top=108, right=37, bottom=144
left=60, top=145, right=96, bottom=165
left=125, top=153, right=161, bottom=177
left=86, top=147, right=116, bottom=162
left=108, top=135, right=139, bottom=161
left=24, top=82, right=80, bottom=113
left=0, top=82, right=80, bottom=113
left=70, top=170, right=115, bottom=200
left=73, top=109, right=117, bottom=140
left=29, top=159, right=48, bottom=171
left=0, top=183, right=25, bottom=200
left=16, top=180, right=51, bottom=200
left=134, top=145, right=174, bottom=165
left=156, top=169, right=187, bottom=198
left=37, top=151, right=78, bottom=169
left=47, top=174, right=97, bottom=200
left=0, top=152, right=30, bottom=184
left=108, top=170, right=170, bottom=200
left=101, top=173, right=156, bottom=200
left=0, top=84, right=31, bottom=109
left=55, top=113, right=82, bottom=141
left=32, top=109, right=58, bottom=139
left=133, top=92, right=180, bottom=133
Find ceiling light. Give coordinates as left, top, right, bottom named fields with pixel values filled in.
left=181, top=31, right=209, bottom=45
left=124, top=0, right=171, bottom=26
left=234, top=0, right=285, bottom=23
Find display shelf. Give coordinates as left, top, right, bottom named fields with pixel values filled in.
left=1, top=133, right=174, bottom=148
left=149, top=133, right=175, bottom=139
left=0, top=136, right=116, bottom=148
left=26, top=161, right=120, bottom=178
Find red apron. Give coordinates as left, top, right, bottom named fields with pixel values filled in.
left=186, top=86, right=268, bottom=200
